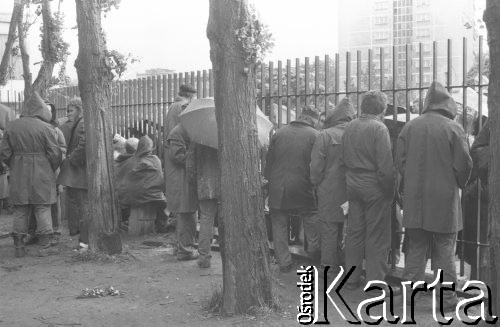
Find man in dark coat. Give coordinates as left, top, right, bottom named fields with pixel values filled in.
left=342, top=91, right=395, bottom=290
left=310, top=98, right=355, bottom=272
left=194, top=143, right=220, bottom=268
left=396, top=81, right=472, bottom=310
left=0, top=92, right=62, bottom=256
left=165, top=123, right=198, bottom=261
left=57, top=97, right=89, bottom=246
left=164, top=85, right=197, bottom=139
left=264, top=106, right=320, bottom=273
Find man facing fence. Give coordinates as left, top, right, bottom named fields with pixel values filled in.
left=342, top=91, right=395, bottom=290
left=396, top=81, right=472, bottom=312
left=265, top=105, right=321, bottom=273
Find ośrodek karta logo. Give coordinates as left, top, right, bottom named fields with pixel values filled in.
left=296, top=266, right=497, bottom=325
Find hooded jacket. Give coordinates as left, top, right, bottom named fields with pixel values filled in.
left=116, top=136, right=166, bottom=207
left=0, top=92, right=62, bottom=204
left=396, top=81, right=472, bottom=233
left=310, top=98, right=355, bottom=221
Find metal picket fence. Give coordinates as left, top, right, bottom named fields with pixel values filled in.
left=1, top=36, right=489, bottom=280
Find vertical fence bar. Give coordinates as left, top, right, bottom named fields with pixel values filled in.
left=393, top=45, right=397, bottom=119
left=295, top=58, right=300, bottom=113
left=406, top=44, right=411, bottom=121
left=209, top=69, right=214, bottom=97
left=324, top=55, right=330, bottom=113
left=126, top=80, right=132, bottom=138
left=277, top=61, right=283, bottom=128
left=141, top=78, right=148, bottom=135
left=136, top=78, right=143, bottom=134
left=380, top=47, right=384, bottom=92
left=151, top=75, right=158, bottom=152
left=476, top=35, right=484, bottom=280
left=260, top=63, right=266, bottom=114
left=286, top=59, right=292, bottom=123
left=146, top=76, right=152, bottom=137
left=460, top=37, right=468, bottom=277
left=346, top=52, right=351, bottom=99
left=419, top=43, right=424, bottom=114
left=167, top=74, right=173, bottom=105
left=334, top=53, right=340, bottom=105
left=191, top=71, right=195, bottom=88
left=447, top=39, right=452, bottom=93
left=432, top=41, right=437, bottom=81
left=122, top=82, right=127, bottom=136
left=157, top=75, right=162, bottom=155
left=161, top=74, right=168, bottom=159
left=173, top=73, right=179, bottom=102
left=196, top=71, right=202, bottom=99
left=368, top=49, right=373, bottom=90
left=132, top=79, right=138, bottom=135
left=268, top=61, right=274, bottom=119
left=391, top=44, right=398, bottom=271
left=314, top=56, right=320, bottom=108
left=304, top=57, right=309, bottom=106
left=202, top=70, right=208, bottom=98
left=356, top=51, right=361, bottom=116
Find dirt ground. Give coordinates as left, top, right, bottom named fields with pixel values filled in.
left=0, top=212, right=483, bottom=327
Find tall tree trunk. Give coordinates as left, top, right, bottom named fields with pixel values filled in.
left=484, top=0, right=500, bottom=315
left=0, top=0, right=22, bottom=86
left=32, top=0, right=57, bottom=98
left=207, top=0, right=274, bottom=315
left=74, top=0, right=122, bottom=254
left=17, top=4, right=32, bottom=100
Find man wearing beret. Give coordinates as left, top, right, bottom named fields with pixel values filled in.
left=264, top=105, right=321, bottom=273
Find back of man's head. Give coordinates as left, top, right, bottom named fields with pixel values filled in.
left=361, top=90, right=387, bottom=116
left=298, top=105, right=320, bottom=127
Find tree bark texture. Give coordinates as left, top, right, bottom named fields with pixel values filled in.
left=74, top=0, right=121, bottom=253
left=17, top=4, right=32, bottom=100
left=207, top=0, right=274, bottom=315
left=31, top=0, right=57, bottom=98
left=0, top=0, right=22, bottom=86
left=484, top=0, right=500, bottom=314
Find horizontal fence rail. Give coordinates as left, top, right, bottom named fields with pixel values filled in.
left=0, top=37, right=489, bottom=280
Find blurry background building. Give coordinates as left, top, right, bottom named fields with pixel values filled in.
left=337, top=0, right=483, bottom=89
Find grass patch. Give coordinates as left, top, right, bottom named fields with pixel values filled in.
left=202, top=284, right=224, bottom=314
left=70, top=250, right=137, bottom=264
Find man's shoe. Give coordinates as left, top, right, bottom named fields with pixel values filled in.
left=280, top=262, right=294, bottom=273
left=12, top=233, right=26, bottom=258
left=197, top=255, right=211, bottom=268
left=24, top=233, right=38, bottom=246
left=50, top=234, right=60, bottom=246
left=38, top=234, right=52, bottom=249
left=177, top=250, right=199, bottom=261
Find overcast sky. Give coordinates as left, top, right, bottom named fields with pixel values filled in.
left=1, top=0, right=339, bottom=79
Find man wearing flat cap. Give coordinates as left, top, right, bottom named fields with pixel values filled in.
left=264, top=105, right=321, bottom=273
left=164, top=84, right=197, bottom=138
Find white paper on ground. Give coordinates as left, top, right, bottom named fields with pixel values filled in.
left=341, top=201, right=349, bottom=215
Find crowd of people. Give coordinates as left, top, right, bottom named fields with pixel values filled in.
left=0, top=80, right=488, bottom=310
left=264, top=81, right=479, bottom=310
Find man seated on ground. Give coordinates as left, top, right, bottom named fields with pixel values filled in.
left=114, top=137, right=139, bottom=225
